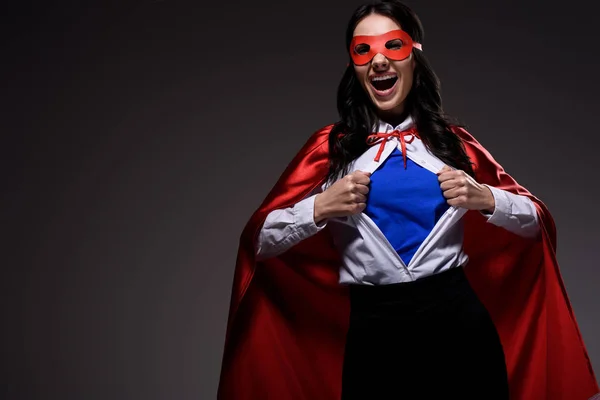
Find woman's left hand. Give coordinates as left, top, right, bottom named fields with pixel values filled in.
left=437, top=165, right=495, bottom=212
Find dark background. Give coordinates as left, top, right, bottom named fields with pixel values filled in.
left=2, top=0, right=599, bottom=398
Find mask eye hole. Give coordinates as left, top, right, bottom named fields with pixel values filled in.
left=354, top=44, right=370, bottom=55
left=386, top=39, right=403, bottom=49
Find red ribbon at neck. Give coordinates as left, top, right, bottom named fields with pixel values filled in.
left=366, top=128, right=419, bottom=169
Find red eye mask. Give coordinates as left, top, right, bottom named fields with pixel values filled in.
left=349, top=29, right=422, bottom=65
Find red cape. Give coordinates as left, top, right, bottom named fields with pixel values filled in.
left=217, top=125, right=599, bottom=399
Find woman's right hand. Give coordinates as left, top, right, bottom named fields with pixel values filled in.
left=314, top=170, right=372, bottom=223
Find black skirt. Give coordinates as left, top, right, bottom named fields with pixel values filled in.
left=340, top=266, right=509, bottom=400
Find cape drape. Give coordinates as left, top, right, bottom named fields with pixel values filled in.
left=217, top=124, right=599, bottom=399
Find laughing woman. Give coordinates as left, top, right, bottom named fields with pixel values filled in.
left=217, top=1, right=599, bottom=399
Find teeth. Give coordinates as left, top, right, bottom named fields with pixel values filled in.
left=371, top=75, right=396, bottom=81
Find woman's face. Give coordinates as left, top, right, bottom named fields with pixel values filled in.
left=352, top=14, right=415, bottom=119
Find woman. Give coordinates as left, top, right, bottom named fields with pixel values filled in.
left=217, top=1, right=599, bottom=399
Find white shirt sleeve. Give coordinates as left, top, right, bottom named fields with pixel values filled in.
left=479, top=184, right=540, bottom=238
left=255, top=188, right=329, bottom=261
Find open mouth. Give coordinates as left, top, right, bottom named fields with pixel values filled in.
left=370, top=74, right=398, bottom=92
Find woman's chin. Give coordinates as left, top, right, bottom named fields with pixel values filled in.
left=370, top=96, right=404, bottom=113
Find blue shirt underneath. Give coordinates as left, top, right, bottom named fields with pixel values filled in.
left=363, top=147, right=450, bottom=265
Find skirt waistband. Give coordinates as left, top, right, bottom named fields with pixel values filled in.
left=348, top=266, right=472, bottom=312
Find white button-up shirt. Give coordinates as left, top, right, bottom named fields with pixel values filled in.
left=256, top=116, right=540, bottom=285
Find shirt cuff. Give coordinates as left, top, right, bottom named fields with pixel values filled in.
left=480, top=184, right=511, bottom=224
left=293, top=194, right=328, bottom=237
left=479, top=185, right=540, bottom=239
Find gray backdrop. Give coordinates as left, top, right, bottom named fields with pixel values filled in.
left=2, top=0, right=599, bottom=399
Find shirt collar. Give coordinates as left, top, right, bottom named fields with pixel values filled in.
left=372, top=114, right=415, bottom=133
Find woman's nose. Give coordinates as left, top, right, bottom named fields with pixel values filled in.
left=371, top=53, right=389, bottom=69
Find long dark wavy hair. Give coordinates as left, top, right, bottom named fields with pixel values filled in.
left=326, top=0, right=474, bottom=185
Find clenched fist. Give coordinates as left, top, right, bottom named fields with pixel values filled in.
left=437, top=165, right=495, bottom=212
left=314, top=170, right=372, bottom=223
